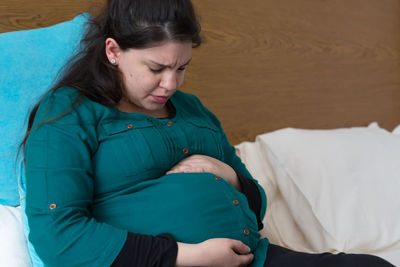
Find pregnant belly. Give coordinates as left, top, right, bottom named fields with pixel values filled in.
left=93, top=172, right=260, bottom=250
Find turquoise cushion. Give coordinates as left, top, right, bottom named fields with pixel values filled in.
left=0, top=13, right=90, bottom=266
left=0, top=13, right=89, bottom=207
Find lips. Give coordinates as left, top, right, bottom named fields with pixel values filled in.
left=151, top=95, right=169, bottom=104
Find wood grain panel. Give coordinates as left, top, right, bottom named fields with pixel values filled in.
left=184, top=0, right=400, bottom=143
left=0, top=0, right=104, bottom=32
left=1, top=0, right=399, bottom=144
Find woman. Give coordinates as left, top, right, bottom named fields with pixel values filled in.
left=22, top=0, right=394, bottom=266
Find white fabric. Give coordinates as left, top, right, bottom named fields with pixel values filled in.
left=0, top=205, right=32, bottom=267
left=392, top=124, right=400, bottom=135
left=235, top=142, right=314, bottom=252
left=236, top=123, right=400, bottom=266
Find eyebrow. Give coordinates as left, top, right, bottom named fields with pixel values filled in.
left=148, top=58, right=192, bottom=69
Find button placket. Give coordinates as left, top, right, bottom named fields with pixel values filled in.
left=243, top=228, right=250, bottom=236
left=215, top=175, right=253, bottom=244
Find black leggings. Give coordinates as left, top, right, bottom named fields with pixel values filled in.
left=264, top=244, right=395, bottom=267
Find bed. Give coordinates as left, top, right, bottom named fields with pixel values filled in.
left=1, top=0, right=399, bottom=266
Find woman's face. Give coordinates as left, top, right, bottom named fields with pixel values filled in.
left=109, top=40, right=192, bottom=114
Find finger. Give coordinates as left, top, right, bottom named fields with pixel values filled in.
left=166, top=166, right=185, bottom=174
left=168, top=167, right=204, bottom=174
left=238, top=253, right=254, bottom=266
left=230, top=240, right=251, bottom=255
left=167, top=165, right=198, bottom=174
left=166, top=169, right=187, bottom=174
left=188, top=167, right=205, bottom=173
left=170, top=162, right=191, bottom=170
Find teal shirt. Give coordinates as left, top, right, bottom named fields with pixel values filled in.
left=25, top=87, right=268, bottom=267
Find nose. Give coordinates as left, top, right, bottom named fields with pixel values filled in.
left=159, top=72, right=178, bottom=91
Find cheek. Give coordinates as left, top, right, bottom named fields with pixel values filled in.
left=127, top=71, right=158, bottom=90
left=121, top=68, right=135, bottom=88
left=138, top=74, right=161, bottom=93
left=177, top=72, right=186, bottom=86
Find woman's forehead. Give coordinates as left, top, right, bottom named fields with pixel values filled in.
left=125, top=41, right=192, bottom=65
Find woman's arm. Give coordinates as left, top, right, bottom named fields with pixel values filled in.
left=25, top=107, right=125, bottom=265
left=112, top=233, right=177, bottom=266
left=176, top=239, right=253, bottom=267
left=25, top=90, right=177, bottom=266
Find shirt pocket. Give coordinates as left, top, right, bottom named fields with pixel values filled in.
left=185, top=118, right=224, bottom=161
left=100, top=119, right=168, bottom=178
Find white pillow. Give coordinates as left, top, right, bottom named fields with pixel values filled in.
left=254, top=125, right=400, bottom=263
left=393, top=124, right=400, bottom=135
left=235, top=142, right=314, bottom=252
left=0, top=205, right=32, bottom=267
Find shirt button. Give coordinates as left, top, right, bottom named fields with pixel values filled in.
left=233, top=199, right=239, bottom=205
left=215, top=176, right=221, bottom=180
left=243, top=229, right=250, bottom=236
left=126, top=124, right=133, bottom=129
left=49, top=204, right=57, bottom=210
left=166, top=121, right=173, bottom=126
left=182, top=148, right=189, bottom=154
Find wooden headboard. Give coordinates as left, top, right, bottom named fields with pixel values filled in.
left=1, top=0, right=399, bottom=144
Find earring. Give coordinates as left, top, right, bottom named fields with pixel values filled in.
left=110, top=59, right=116, bottom=65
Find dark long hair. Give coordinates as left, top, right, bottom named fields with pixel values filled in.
left=19, top=0, right=202, bottom=154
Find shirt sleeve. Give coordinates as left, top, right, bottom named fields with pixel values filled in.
left=111, top=233, right=178, bottom=267
left=236, top=171, right=264, bottom=230
left=24, top=91, right=177, bottom=266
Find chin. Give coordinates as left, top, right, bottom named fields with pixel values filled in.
left=147, top=103, right=165, bottom=111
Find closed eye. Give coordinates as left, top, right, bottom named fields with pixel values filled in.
left=149, top=67, right=164, bottom=73
left=149, top=66, right=186, bottom=73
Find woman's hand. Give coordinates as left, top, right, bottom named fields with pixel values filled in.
left=166, top=155, right=241, bottom=191
left=176, top=238, right=254, bottom=267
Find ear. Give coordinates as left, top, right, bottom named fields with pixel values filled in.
left=105, top=38, right=122, bottom=65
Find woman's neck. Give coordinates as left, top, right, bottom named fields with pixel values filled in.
left=117, top=99, right=172, bottom=119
